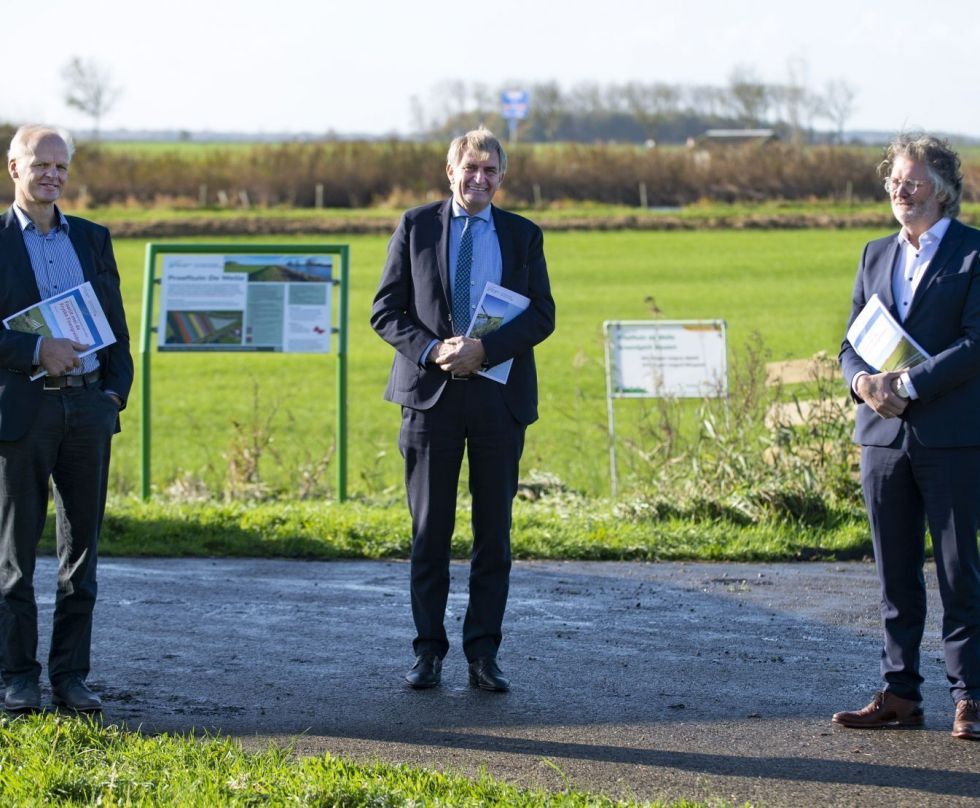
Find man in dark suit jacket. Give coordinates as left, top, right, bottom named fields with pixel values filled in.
left=1, top=125, right=133, bottom=713
left=837, top=134, right=980, bottom=740
left=371, top=128, right=555, bottom=691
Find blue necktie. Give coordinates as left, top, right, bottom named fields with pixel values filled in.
left=453, top=217, right=473, bottom=335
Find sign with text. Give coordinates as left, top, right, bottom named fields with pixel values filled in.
left=158, top=253, right=332, bottom=352
left=605, top=320, right=727, bottom=398
left=500, top=89, right=530, bottom=121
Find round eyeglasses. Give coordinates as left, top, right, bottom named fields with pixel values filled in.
left=884, top=178, right=930, bottom=195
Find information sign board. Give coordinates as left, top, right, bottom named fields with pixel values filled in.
left=605, top=320, right=727, bottom=398
left=158, top=253, right=332, bottom=352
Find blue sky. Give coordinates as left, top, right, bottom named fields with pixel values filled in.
left=4, top=0, right=977, bottom=137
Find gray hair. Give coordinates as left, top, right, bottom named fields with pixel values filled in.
left=878, top=133, right=962, bottom=219
left=7, top=124, right=76, bottom=167
left=447, top=127, right=508, bottom=177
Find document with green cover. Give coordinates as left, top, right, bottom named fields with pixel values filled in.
left=846, top=293, right=930, bottom=372
left=465, top=282, right=530, bottom=384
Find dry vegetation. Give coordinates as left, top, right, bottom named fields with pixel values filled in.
left=2, top=140, right=977, bottom=213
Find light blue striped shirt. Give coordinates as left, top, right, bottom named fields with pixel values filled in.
left=448, top=200, right=503, bottom=329
left=13, top=204, right=98, bottom=374
left=419, top=201, right=504, bottom=366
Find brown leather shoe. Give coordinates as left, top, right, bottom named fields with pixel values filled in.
left=832, top=691, right=923, bottom=728
left=952, top=699, right=980, bottom=740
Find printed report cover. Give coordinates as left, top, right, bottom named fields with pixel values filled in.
left=466, top=282, right=530, bottom=384
left=3, top=281, right=116, bottom=380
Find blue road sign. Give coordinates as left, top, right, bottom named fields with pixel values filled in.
left=500, top=89, right=530, bottom=121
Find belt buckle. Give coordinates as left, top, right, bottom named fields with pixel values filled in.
left=42, top=376, right=63, bottom=391
left=450, top=373, right=470, bottom=381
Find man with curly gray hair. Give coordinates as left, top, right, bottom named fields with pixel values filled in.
left=838, top=133, right=980, bottom=740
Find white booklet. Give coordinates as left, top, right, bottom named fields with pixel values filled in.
left=3, top=281, right=116, bottom=380
left=846, top=293, right=930, bottom=372
left=465, top=282, right=530, bottom=384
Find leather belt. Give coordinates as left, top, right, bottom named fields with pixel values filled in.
left=42, top=369, right=101, bottom=390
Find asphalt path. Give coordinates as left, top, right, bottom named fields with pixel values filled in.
left=25, top=557, right=980, bottom=806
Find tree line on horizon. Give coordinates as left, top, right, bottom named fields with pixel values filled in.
left=412, top=67, right=862, bottom=146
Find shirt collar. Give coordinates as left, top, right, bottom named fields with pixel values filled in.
left=898, top=216, right=950, bottom=250
left=12, top=203, right=69, bottom=234
left=451, top=199, right=494, bottom=227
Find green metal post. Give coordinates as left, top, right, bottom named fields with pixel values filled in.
left=336, top=246, right=349, bottom=502
left=139, top=244, right=157, bottom=501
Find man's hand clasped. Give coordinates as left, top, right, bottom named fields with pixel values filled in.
left=432, top=336, right=486, bottom=376
left=857, top=370, right=909, bottom=418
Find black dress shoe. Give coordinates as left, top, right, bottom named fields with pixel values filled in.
left=405, top=654, right=442, bottom=689
left=4, top=678, right=41, bottom=712
left=52, top=678, right=103, bottom=712
left=468, top=657, right=509, bottom=692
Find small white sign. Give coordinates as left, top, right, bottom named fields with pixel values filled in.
left=605, top=320, right=727, bottom=398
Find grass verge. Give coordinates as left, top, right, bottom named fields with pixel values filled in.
left=39, top=497, right=872, bottom=562
left=0, top=714, right=702, bottom=807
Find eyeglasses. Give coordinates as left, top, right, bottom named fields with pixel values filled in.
left=884, top=177, right=930, bottom=195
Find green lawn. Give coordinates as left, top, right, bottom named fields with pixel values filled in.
left=104, top=228, right=875, bottom=499
left=1, top=715, right=699, bottom=808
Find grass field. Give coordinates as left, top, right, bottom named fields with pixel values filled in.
left=98, top=227, right=878, bottom=499
left=3, top=715, right=697, bottom=808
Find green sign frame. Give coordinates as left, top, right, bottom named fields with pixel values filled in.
left=138, top=242, right=350, bottom=502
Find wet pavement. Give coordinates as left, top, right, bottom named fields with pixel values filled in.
left=24, top=557, right=980, bottom=806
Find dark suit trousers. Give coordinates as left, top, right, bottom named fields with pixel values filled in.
left=861, top=422, right=980, bottom=702
left=0, top=384, right=117, bottom=686
left=399, top=376, right=525, bottom=662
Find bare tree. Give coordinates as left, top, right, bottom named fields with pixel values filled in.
left=778, top=57, right=808, bottom=144
left=823, top=79, right=858, bottom=144
left=528, top=81, right=565, bottom=142
left=726, top=65, right=770, bottom=127
left=61, top=56, right=121, bottom=140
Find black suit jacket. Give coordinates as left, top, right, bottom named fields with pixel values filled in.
left=840, top=218, right=980, bottom=448
left=0, top=206, right=133, bottom=440
left=371, top=200, right=555, bottom=425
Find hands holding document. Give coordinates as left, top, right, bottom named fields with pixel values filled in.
left=846, top=294, right=930, bottom=418
left=855, top=371, right=908, bottom=418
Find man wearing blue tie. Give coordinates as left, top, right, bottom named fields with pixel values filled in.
left=371, top=129, right=555, bottom=691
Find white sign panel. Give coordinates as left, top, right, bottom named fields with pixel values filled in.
left=605, top=320, right=727, bottom=398
left=158, top=254, right=332, bottom=352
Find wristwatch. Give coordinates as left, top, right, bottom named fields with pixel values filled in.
left=894, top=377, right=910, bottom=399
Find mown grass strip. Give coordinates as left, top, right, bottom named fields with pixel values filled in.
left=40, top=498, right=871, bottom=563
left=0, top=715, right=705, bottom=807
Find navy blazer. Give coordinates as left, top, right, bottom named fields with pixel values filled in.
left=0, top=206, right=133, bottom=440
left=371, top=200, right=555, bottom=426
left=840, top=218, right=980, bottom=448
